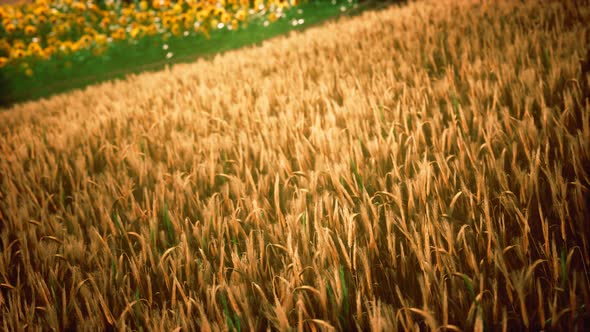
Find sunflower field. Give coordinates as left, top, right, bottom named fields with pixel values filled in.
left=0, top=0, right=361, bottom=105
left=0, top=0, right=310, bottom=74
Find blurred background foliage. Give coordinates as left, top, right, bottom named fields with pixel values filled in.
left=0, top=0, right=403, bottom=107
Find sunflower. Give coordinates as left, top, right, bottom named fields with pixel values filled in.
left=24, top=25, right=37, bottom=36
left=78, top=34, right=93, bottom=48
left=10, top=49, right=26, bottom=59
left=84, top=26, right=97, bottom=36
left=0, top=57, right=8, bottom=68
left=12, top=40, right=25, bottom=50
left=173, top=3, right=183, bottom=14
left=118, top=16, right=128, bottom=26
left=146, top=24, right=158, bottom=35
left=221, top=12, right=231, bottom=24
left=37, top=15, right=48, bottom=24
left=49, top=15, right=59, bottom=25
left=210, top=18, right=218, bottom=29
left=60, top=40, right=74, bottom=53
left=27, top=42, right=43, bottom=56
left=170, top=23, right=181, bottom=36
left=136, top=12, right=149, bottom=23
left=0, top=39, right=10, bottom=53
left=235, top=9, right=246, bottom=21
left=76, top=16, right=85, bottom=26
left=94, top=33, right=107, bottom=45
left=100, top=17, right=111, bottom=29
left=196, top=10, right=208, bottom=22
left=162, top=16, right=173, bottom=28
left=231, top=18, right=239, bottom=30
left=111, top=28, right=126, bottom=40
left=5, top=23, right=16, bottom=34
left=130, top=26, right=146, bottom=39
left=72, top=2, right=86, bottom=12
left=43, top=45, right=56, bottom=58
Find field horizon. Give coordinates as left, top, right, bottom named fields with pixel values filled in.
left=1, top=0, right=589, bottom=330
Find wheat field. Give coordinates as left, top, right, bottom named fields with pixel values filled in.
left=1, top=0, right=589, bottom=330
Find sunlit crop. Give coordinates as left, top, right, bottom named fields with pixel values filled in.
left=1, top=0, right=589, bottom=330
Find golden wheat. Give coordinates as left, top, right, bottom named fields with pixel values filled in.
left=1, top=0, right=589, bottom=330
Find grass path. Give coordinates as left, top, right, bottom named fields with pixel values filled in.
left=1, top=0, right=589, bottom=330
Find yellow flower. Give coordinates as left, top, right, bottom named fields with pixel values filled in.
left=94, top=33, right=107, bottom=45
left=162, top=16, right=173, bottom=27
left=0, top=39, right=10, bottom=52
left=84, top=26, right=97, bottom=35
left=46, top=36, right=59, bottom=46
left=170, top=23, right=181, bottom=36
left=13, top=40, right=26, bottom=50
left=25, top=67, right=33, bottom=76
left=122, top=8, right=134, bottom=17
left=136, top=12, right=148, bottom=23
left=130, top=26, right=146, bottom=39
left=173, top=3, right=183, bottom=14
left=268, top=12, right=278, bottom=22
left=69, top=42, right=80, bottom=52
left=27, top=42, right=43, bottom=56
left=49, top=15, right=59, bottom=25
left=56, top=23, right=70, bottom=35
left=99, top=17, right=111, bottom=29
left=111, top=28, right=126, bottom=40
left=60, top=40, right=74, bottom=53
left=277, top=0, right=289, bottom=9
left=221, top=12, right=232, bottom=24
left=43, top=45, right=56, bottom=58
left=196, top=10, right=208, bottom=21
left=33, top=7, right=47, bottom=17
left=78, top=34, right=93, bottom=48
left=235, top=9, right=246, bottom=21
left=146, top=24, right=157, bottom=35
left=231, top=19, right=239, bottom=30
left=139, top=1, right=149, bottom=11
left=24, top=14, right=36, bottom=25
left=37, top=15, right=48, bottom=24
left=25, top=25, right=37, bottom=36
left=5, top=23, right=16, bottom=34
left=190, top=2, right=204, bottom=12
left=72, top=2, right=86, bottom=11
left=0, top=57, right=8, bottom=68
left=11, top=49, right=27, bottom=59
